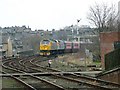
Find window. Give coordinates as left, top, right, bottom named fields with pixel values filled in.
left=41, top=40, right=50, bottom=44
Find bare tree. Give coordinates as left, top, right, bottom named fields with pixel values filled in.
left=87, top=3, right=119, bottom=61
left=87, top=3, right=119, bottom=33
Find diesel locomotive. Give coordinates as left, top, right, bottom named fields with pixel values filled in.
left=40, top=39, right=80, bottom=56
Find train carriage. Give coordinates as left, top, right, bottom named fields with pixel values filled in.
left=64, top=41, right=72, bottom=53
left=72, top=41, right=80, bottom=53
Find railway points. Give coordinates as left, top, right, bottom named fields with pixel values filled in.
left=1, top=55, right=120, bottom=89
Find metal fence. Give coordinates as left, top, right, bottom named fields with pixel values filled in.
left=105, top=48, right=120, bottom=70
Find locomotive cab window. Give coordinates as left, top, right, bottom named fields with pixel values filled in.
left=41, top=40, right=50, bottom=44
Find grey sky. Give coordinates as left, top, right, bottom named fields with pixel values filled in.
left=0, top=0, right=119, bottom=30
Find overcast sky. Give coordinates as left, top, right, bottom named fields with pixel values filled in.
left=0, top=0, right=120, bottom=30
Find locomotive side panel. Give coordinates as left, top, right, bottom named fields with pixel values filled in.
left=50, top=40, right=58, bottom=50
left=50, top=40, right=58, bottom=55
left=58, top=40, right=65, bottom=54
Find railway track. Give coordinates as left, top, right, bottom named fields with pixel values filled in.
left=2, top=57, right=64, bottom=89
left=58, top=74, right=120, bottom=89
left=2, top=56, right=65, bottom=89
left=2, top=56, right=120, bottom=89
left=2, top=70, right=64, bottom=90
left=29, top=57, right=120, bottom=89
left=1, top=71, right=36, bottom=90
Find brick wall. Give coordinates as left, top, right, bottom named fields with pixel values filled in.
left=100, top=32, right=120, bottom=68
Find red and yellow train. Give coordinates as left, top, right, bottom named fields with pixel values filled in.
left=40, top=39, right=80, bottom=56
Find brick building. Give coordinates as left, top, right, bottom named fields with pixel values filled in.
left=100, top=32, right=120, bottom=68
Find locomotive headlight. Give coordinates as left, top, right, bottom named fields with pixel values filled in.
left=40, top=53, right=43, bottom=55
left=47, top=52, right=50, bottom=55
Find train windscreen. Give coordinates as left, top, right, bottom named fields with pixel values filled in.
left=41, top=40, right=50, bottom=44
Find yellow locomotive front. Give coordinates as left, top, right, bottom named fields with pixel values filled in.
left=40, top=40, right=51, bottom=56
